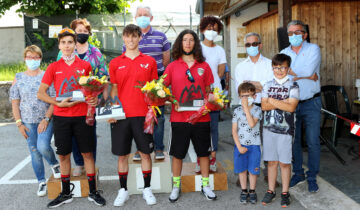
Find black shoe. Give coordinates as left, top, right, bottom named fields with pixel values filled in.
left=47, top=183, right=75, bottom=209
left=281, top=192, right=291, bottom=208
left=261, top=190, right=276, bottom=205
left=249, top=192, right=257, bottom=204
left=88, top=190, right=106, bottom=206
left=240, top=191, right=249, bottom=204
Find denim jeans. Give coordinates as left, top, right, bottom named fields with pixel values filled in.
left=24, top=121, right=58, bottom=183
left=72, top=120, right=97, bottom=166
left=210, top=111, right=220, bottom=152
left=292, top=96, right=321, bottom=181
left=153, top=105, right=165, bottom=151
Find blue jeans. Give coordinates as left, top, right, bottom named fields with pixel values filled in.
left=153, top=105, right=165, bottom=151
left=24, top=121, right=58, bottom=183
left=210, top=111, right=220, bottom=152
left=72, top=120, right=97, bottom=166
left=292, top=96, right=321, bottom=181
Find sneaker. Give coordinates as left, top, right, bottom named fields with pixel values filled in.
left=209, top=158, right=217, bottom=172
left=281, top=192, right=291, bottom=208
left=308, top=180, right=319, bottom=193
left=88, top=190, right=106, bottom=206
left=143, top=187, right=156, bottom=205
left=289, top=175, right=305, bottom=187
left=249, top=192, right=257, bottom=204
left=51, top=164, right=61, bottom=179
left=72, top=166, right=84, bottom=177
left=261, top=190, right=276, bottom=205
left=113, top=188, right=129, bottom=207
left=201, top=186, right=217, bottom=200
left=195, top=158, right=200, bottom=173
left=37, top=182, right=47, bottom=197
left=155, top=151, right=165, bottom=160
left=169, top=187, right=180, bottom=203
left=239, top=191, right=248, bottom=204
left=47, top=183, right=74, bottom=209
left=133, top=152, right=141, bottom=161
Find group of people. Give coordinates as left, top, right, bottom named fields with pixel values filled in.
left=9, top=4, right=322, bottom=209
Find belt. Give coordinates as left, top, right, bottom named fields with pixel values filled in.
left=299, top=92, right=321, bottom=104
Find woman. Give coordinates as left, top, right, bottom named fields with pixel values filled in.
left=164, top=30, right=217, bottom=202
left=57, top=18, right=109, bottom=177
left=10, top=45, right=60, bottom=197
left=198, top=16, right=227, bottom=173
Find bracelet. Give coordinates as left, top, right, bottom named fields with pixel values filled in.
left=172, top=99, right=178, bottom=104
left=15, top=119, right=22, bottom=124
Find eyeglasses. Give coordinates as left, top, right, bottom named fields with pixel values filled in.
left=240, top=94, right=254, bottom=98
left=25, top=56, right=41, bottom=60
left=287, top=30, right=305, bottom=36
left=272, top=66, right=288, bottom=72
left=245, top=42, right=260, bottom=48
left=59, top=28, right=75, bottom=34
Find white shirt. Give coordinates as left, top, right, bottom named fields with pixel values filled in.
left=201, top=42, right=227, bottom=91
left=234, top=54, right=273, bottom=103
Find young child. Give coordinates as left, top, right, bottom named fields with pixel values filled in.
left=232, top=82, right=262, bottom=204
left=261, top=53, right=299, bottom=208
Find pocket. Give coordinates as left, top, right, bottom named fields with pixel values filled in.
left=313, top=97, right=322, bottom=110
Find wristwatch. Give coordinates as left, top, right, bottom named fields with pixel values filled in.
left=44, top=117, right=51, bottom=122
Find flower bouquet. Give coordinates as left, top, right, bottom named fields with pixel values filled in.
left=186, top=88, right=229, bottom=124
left=78, top=73, right=108, bottom=126
left=138, top=74, right=173, bottom=134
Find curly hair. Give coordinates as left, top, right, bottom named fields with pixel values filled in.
left=199, top=16, right=223, bottom=33
left=171, top=29, right=205, bottom=63
left=70, top=18, right=92, bottom=35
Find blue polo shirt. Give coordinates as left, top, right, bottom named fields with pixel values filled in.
left=280, top=41, right=321, bottom=100
left=123, top=27, right=171, bottom=73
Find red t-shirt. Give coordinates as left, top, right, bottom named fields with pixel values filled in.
left=109, top=52, right=158, bottom=117
left=164, top=58, right=214, bottom=122
left=41, top=57, right=92, bottom=117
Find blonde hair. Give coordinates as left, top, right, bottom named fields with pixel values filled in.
left=23, top=45, right=42, bottom=58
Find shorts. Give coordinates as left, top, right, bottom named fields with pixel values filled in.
left=111, top=117, right=154, bottom=156
left=169, top=122, right=211, bottom=159
left=234, top=145, right=261, bottom=175
left=53, top=115, right=95, bottom=156
left=263, top=129, right=292, bottom=164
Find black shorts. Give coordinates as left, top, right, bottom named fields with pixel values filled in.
left=111, top=117, right=154, bottom=156
left=53, top=115, right=95, bottom=156
left=169, top=122, right=211, bottom=159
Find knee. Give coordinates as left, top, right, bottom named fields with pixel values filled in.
left=139, top=152, right=151, bottom=161
left=279, top=162, right=291, bottom=168
left=37, top=143, right=50, bottom=155
left=59, top=154, right=70, bottom=162
left=81, top=152, right=93, bottom=160
left=268, top=161, right=279, bottom=167
left=118, top=155, right=129, bottom=163
left=29, top=146, right=42, bottom=158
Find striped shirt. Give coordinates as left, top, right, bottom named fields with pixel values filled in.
left=123, top=27, right=171, bottom=72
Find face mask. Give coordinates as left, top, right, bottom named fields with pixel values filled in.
left=25, top=60, right=41, bottom=71
left=289, top=34, right=303, bottom=47
left=274, top=75, right=289, bottom=85
left=62, top=52, right=76, bottom=62
left=182, top=49, right=194, bottom=55
left=204, top=30, right=218, bottom=41
left=240, top=96, right=254, bottom=106
left=76, top=33, right=89, bottom=44
left=136, top=16, right=151, bottom=29
left=246, top=46, right=259, bottom=57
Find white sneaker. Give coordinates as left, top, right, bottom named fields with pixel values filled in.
left=51, top=164, right=61, bottom=179
left=210, top=158, right=217, bottom=172
left=201, top=186, right=217, bottom=200
left=113, top=188, right=129, bottom=207
left=169, top=187, right=180, bottom=203
left=195, top=159, right=200, bottom=173
left=143, top=187, right=156, bottom=205
left=37, top=182, right=47, bottom=197
left=73, top=166, right=84, bottom=177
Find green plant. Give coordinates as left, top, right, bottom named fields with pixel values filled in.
left=88, top=33, right=102, bottom=49
left=0, top=62, right=49, bottom=81
left=33, top=33, right=56, bottom=51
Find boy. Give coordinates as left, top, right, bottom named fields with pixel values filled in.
left=261, top=54, right=299, bottom=207
left=232, top=82, right=262, bottom=204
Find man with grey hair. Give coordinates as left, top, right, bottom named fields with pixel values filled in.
left=280, top=20, right=321, bottom=193
left=123, top=5, right=171, bottom=161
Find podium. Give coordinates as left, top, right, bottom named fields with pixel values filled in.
left=47, top=168, right=99, bottom=199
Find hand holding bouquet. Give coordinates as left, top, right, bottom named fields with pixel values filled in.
left=187, top=88, right=229, bottom=124
left=138, top=74, right=173, bottom=134
left=78, top=73, right=108, bottom=126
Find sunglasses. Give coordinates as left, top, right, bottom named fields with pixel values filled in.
left=245, top=42, right=261, bottom=48
left=272, top=66, right=288, bottom=72
left=186, top=69, right=195, bottom=83
left=59, top=28, right=75, bottom=35
left=287, top=30, right=305, bottom=36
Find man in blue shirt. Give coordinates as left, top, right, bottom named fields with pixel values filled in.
left=281, top=20, right=321, bottom=193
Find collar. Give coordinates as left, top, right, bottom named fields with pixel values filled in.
left=120, top=51, right=144, bottom=59
left=288, top=41, right=309, bottom=54
left=60, top=54, right=80, bottom=64
left=142, top=26, right=153, bottom=36
left=178, top=57, right=200, bottom=68
left=245, top=53, right=264, bottom=63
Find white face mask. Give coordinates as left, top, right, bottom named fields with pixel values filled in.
left=204, top=30, right=218, bottom=41
left=240, top=96, right=254, bottom=106
left=274, top=76, right=289, bottom=85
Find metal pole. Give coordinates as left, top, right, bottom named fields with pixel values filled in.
left=199, top=0, right=204, bottom=40
left=190, top=5, right=192, bottom=30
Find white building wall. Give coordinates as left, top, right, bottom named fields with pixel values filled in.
left=0, top=27, right=25, bottom=64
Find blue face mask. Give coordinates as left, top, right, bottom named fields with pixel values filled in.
left=136, top=16, right=151, bottom=29
left=289, top=34, right=303, bottom=47
left=246, top=46, right=259, bottom=57
left=25, top=60, right=41, bottom=71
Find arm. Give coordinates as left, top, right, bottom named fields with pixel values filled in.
left=232, top=123, right=248, bottom=154
left=261, top=97, right=277, bottom=111
left=293, top=72, right=318, bottom=82
left=242, top=100, right=259, bottom=128
left=162, top=50, right=170, bottom=68
left=292, top=45, right=321, bottom=77
left=37, top=83, right=80, bottom=107
left=107, top=83, right=119, bottom=124
left=37, top=104, right=54, bottom=133
left=217, top=63, right=226, bottom=79
left=268, top=97, right=299, bottom=113
left=11, top=99, right=29, bottom=139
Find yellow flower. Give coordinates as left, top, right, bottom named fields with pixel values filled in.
left=79, top=76, right=89, bottom=85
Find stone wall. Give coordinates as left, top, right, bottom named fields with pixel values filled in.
left=0, top=27, right=25, bottom=64
left=0, top=82, right=13, bottom=122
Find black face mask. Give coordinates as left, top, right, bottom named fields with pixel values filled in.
left=76, top=33, right=89, bottom=44
left=182, top=49, right=194, bottom=55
